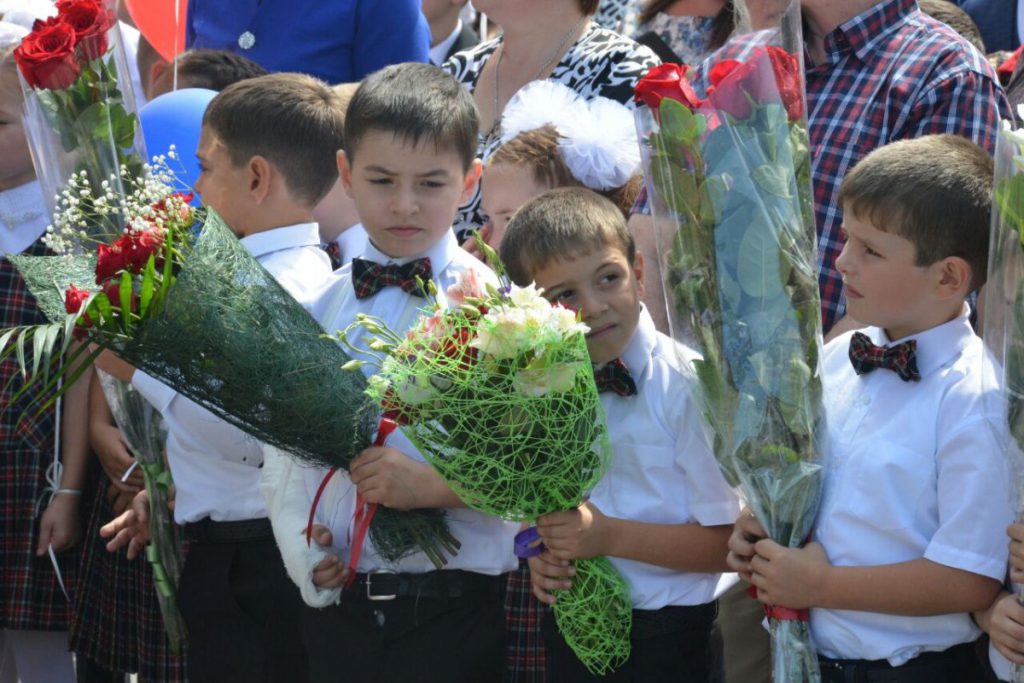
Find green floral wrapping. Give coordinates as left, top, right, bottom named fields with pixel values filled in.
left=982, top=124, right=1024, bottom=683
left=354, top=280, right=631, bottom=674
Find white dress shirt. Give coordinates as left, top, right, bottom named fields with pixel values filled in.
left=333, top=223, right=368, bottom=267
left=0, top=181, right=47, bottom=258
left=812, top=308, right=1014, bottom=665
left=132, top=222, right=332, bottom=524
left=590, top=307, right=739, bottom=610
left=264, top=230, right=519, bottom=607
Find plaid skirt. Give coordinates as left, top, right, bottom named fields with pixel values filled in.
left=505, top=559, right=548, bottom=683
left=70, top=463, right=187, bottom=681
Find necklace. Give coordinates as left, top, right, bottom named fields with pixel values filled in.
left=490, top=15, right=589, bottom=137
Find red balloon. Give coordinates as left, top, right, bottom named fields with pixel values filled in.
left=125, top=0, right=186, bottom=62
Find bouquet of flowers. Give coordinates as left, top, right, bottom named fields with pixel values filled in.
left=633, top=3, right=826, bottom=681
left=3, top=156, right=454, bottom=569
left=346, top=261, right=631, bottom=675
left=982, top=119, right=1024, bottom=683
left=14, top=0, right=145, bottom=245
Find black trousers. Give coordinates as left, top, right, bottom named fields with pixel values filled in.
left=177, top=534, right=308, bottom=683
left=818, top=641, right=989, bottom=683
left=301, top=572, right=507, bottom=683
left=541, top=601, right=719, bottom=682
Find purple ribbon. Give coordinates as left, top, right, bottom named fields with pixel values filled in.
left=514, top=526, right=545, bottom=558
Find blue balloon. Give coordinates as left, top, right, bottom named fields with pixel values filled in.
left=139, top=88, right=217, bottom=199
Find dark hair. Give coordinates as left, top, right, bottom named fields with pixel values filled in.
left=203, top=73, right=345, bottom=206
left=919, top=0, right=986, bottom=54
left=176, top=48, right=268, bottom=91
left=500, top=187, right=635, bottom=286
left=579, top=0, right=599, bottom=15
left=639, top=0, right=735, bottom=51
left=344, top=63, right=478, bottom=170
left=839, top=134, right=994, bottom=290
left=489, top=125, right=641, bottom=218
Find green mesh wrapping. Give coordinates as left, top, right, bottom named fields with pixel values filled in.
left=10, top=253, right=97, bottom=321
left=9, top=211, right=454, bottom=563
left=363, top=292, right=632, bottom=674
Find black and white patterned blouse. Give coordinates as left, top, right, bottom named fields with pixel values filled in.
left=594, top=0, right=641, bottom=31
left=443, top=25, right=660, bottom=239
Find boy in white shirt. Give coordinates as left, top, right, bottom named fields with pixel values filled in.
left=98, top=73, right=342, bottom=683
left=263, top=63, right=520, bottom=683
left=500, top=187, right=739, bottom=682
left=728, top=134, right=1014, bottom=683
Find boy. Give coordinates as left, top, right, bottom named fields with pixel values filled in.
left=263, top=63, right=520, bottom=683
left=727, top=134, right=1013, bottom=682
left=500, top=187, right=739, bottom=682
left=99, top=73, right=343, bottom=683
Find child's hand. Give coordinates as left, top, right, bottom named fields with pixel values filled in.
left=726, top=508, right=767, bottom=582
left=349, top=446, right=432, bottom=510
left=536, top=501, right=608, bottom=561
left=528, top=549, right=575, bottom=605
left=92, top=422, right=143, bottom=492
left=749, top=540, right=831, bottom=610
left=107, top=483, right=138, bottom=515
left=309, top=524, right=350, bottom=589
left=100, top=489, right=150, bottom=559
left=37, top=492, right=82, bottom=555
left=977, top=591, right=1024, bottom=664
left=1009, top=523, right=1024, bottom=583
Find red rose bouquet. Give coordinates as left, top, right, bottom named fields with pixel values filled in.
left=634, top=3, right=826, bottom=682
left=14, top=0, right=146, bottom=247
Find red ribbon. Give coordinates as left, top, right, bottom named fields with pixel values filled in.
left=746, top=585, right=810, bottom=622
left=305, top=418, right=398, bottom=588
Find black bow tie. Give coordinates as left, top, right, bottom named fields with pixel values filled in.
left=351, top=257, right=432, bottom=299
left=593, top=358, right=637, bottom=397
left=848, top=331, right=920, bottom=382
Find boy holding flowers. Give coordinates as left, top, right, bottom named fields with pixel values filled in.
left=727, top=134, right=1013, bottom=683
left=500, top=187, right=739, bottom=682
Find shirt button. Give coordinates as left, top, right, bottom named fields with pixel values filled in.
left=238, top=31, right=256, bottom=50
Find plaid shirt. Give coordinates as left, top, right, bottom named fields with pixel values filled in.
left=635, top=0, right=1010, bottom=333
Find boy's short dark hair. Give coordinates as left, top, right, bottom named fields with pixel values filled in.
left=344, top=63, right=478, bottom=170
left=176, top=48, right=268, bottom=91
left=203, top=73, right=345, bottom=206
left=839, top=134, right=994, bottom=291
left=500, top=187, right=636, bottom=286
left=919, top=0, right=986, bottom=54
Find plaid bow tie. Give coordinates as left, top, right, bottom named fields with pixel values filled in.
left=593, top=358, right=637, bottom=397
left=848, top=331, right=920, bottom=382
left=322, top=241, right=343, bottom=270
left=352, top=257, right=432, bottom=299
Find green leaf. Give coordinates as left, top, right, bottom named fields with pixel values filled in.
left=119, top=271, right=133, bottom=334
left=15, top=328, right=28, bottom=380
left=0, top=328, right=17, bottom=356
left=659, top=99, right=706, bottom=144
left=140, top=255, right=156, bottom=318
left=752, top=164, right=793, bottom=199
left=649, top=156, right=700, bottom=216
left=736, top=225, right=784, bottom=298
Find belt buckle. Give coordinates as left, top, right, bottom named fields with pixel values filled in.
left=365, top=569, right=398, bottom=601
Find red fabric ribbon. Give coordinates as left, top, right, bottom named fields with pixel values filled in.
left=305, top=418, right=398, bottom=588
left=746, top=585, right=810, bottom=622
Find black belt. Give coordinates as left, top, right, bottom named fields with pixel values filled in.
left=183, top=517, right=274, bottom=543
left=348, top=569, right=503, bottom=602
left=818, top=642, right=979, bottom=683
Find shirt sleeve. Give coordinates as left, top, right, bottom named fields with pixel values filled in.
left=904, top=68, right=1011, bottom=154
left=353, top=0, right=431, bottom=80
left=131, top=370, right=178, bottom=414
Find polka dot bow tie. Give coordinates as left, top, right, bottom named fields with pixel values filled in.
left=593, top=358, right=637, bottom=397
left=848, top=331, right=920, bottom=382
left=352, top=257, right=432, bottom=299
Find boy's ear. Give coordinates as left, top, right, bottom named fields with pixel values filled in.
left=338, top=150, right=355, bottom=198
left=461, top=159, right=483, bottom=204
left=934, top=256, right=972, bottom=299
left=632, top=250, right=646, bottom=298
left=247, top=155, right=273, bottom=204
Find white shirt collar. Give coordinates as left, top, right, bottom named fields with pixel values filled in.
left=239, top=222, right=321, bottom=260
left=617, top=305, right=657, bottom=384
left=361, top=229, right=460, bottom=273
left=333, top=223, right=367, bottom=263
left=430, top=19, right=463, bottom=65
left=0, top=181, right=47, bottom=257
left=868, top=305, right=973, bottom=379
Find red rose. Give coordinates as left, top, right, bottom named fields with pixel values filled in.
left=56, top=0, right=115, bottom=61
left=124, top=224, right=165, bottom=272
left=706, top=58, right=758, bottom=120
left=95, top=241, right=130, bottom=283
left=64, top=283, right=90, bottom=314
left=13, top=17, right=81, bottom=90
left=634, top=63, right=704, bottom=113
left=765, top=46, right=804, bottom=122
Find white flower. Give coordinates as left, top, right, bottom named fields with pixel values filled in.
left=549, top=305, right=589, bottom=338
left=512, top=359, right=582, bottom=397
